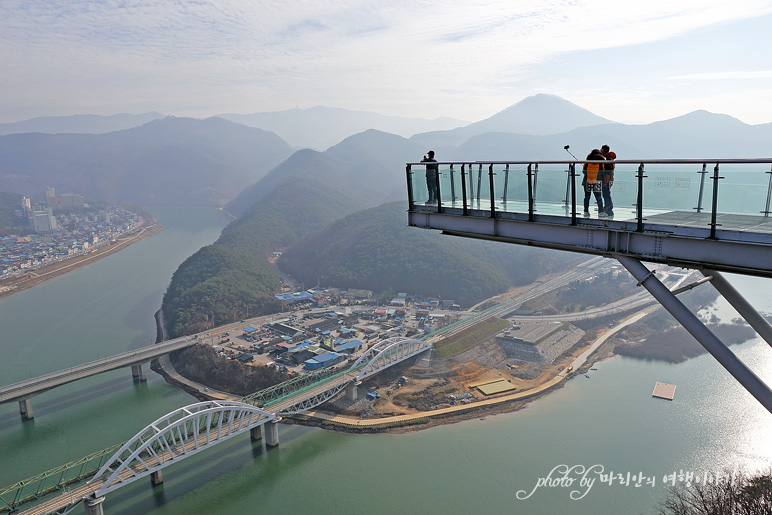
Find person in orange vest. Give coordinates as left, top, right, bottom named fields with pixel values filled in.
left=600, top=144, right=616, bottom=216
left=582, top=149, right=605, bottom=217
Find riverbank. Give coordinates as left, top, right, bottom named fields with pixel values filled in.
left=0, top=221, right=163, bottom=298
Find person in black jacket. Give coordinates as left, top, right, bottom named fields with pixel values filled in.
left=582, top=149, right=605, bottom=217
left=600, top=144, right=615, bottom=216
left=422, top=150, right=439, bottom=203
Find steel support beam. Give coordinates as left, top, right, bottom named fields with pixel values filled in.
left=406, top=211, right=772, bottom=279
left=616, top=255, right=772, bottom=414
left=701, top=268, right=772, bottom=348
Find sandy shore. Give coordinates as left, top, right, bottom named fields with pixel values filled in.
left=0, top=221, right=163, bottom=298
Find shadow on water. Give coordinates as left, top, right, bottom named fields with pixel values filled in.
left=105, top=424, right=336, bottom=514
left=0, top=375, right=151, bottom=430
left=124, top=291, right=165, bottom=350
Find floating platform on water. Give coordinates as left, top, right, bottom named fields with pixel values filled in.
left=652, top=382, right=677, bottom=400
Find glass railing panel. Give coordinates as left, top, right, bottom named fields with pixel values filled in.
left=438, top=165, right=462, bottom=207
left=465, top=164, right=491, bottom=211
left=709, top=163, right=772, bottom=232
left=408, top=160, right=772, bottom=235
left=713, top=164, right=771, bottom=215
left=531, top=164, right=572, bottom=216
left=639, top=163, right=706, bottom=214
left=493, top=164, right=530, bottom=214
left=408, top=165, right=430, bottom=206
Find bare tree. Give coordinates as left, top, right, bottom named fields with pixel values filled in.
left=657, top=468, right=772, bottom=515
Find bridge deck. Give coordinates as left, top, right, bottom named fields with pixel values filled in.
left=0, top=336, right=198, bottom=405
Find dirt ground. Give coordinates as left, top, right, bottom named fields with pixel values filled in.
left=306, top=312, right=629, bottom=435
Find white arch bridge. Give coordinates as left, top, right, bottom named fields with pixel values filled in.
left=8, top=337, right=431, bottom=515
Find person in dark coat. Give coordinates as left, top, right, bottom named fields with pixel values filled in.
left=421, top=150, right=439, bottom=203
left=600, top=144, right=616, bottom=216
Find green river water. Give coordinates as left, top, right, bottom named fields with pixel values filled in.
left=1, top=207, right=771, bottom=515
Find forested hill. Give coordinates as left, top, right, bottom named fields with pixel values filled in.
left=161, top=178, right=367, bottom=336
left=278, top=201, right=580, bottom=306
left=161, top=129, right=426, bottom=336
left=224, top=129, right=423, bottom=217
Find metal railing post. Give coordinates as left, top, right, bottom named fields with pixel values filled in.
left=570, top=163, right=577, bottom=224
left=435, top=164, right=442, bottom=212
left=468, top=163, right=475, bottom=202
left=461, top=164, right=468, bottom=216
left=406, top=164, right=414, bottom=210
left=694, top=163, right=707, bottom=213
left=636, top=163, right=645, bottom=232
left=503, top=164, right=510, bottom=204
left=533, top=163, right=539, bottom=201
left=477, top=164, right=483, bottom=201
left=449, top=164, right=456, bottom=203
left=763, top=166, right=772, bottom=217
left=564, top=165, right=572, bottom=206
left=527, top=164, right=535, bottom=221
left=710, top=163, right=723, bottom=239
left=488, top=164, right=496, bottom=218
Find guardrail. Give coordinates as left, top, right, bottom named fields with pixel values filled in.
left=407, top=158, right=772, bottom=237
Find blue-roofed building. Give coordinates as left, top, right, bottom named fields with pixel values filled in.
left=274, top=291, right=314, bottom=304
left=336, top=340, right=366, bottom=353
left=304, top=352, right=344, bottom=370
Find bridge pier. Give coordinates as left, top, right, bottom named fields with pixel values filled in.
left=131, top=364, right=147, bottom=382
left=265, top=419, right=280, bottom=447
left=345, top=381, right=359, bottom=401
left=250, top=426, right=262, bottom=441
left=84, top=496, right=105, bottom=515
left=151, top=470, right=163, bottom=485
left=19, top=399, right=33, bottom=420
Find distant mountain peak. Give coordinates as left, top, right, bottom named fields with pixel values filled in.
left=467, top=94, right=614, bottom=136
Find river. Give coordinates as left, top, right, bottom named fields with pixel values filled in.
left=1, top=208, right=771, bottom=514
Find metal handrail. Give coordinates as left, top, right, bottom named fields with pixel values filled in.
left=406, top=158, right=772, bottom=236
left=407, top=158, right=772, bottom=165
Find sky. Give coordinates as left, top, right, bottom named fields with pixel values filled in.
left=2, top=0, right=772, bottom=125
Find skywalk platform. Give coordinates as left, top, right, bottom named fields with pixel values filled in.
left=406, top=159, right=772, bottom=278
left=406, top=158, right=772, bottom=415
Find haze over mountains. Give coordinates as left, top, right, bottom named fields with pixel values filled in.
left=4, top=93, right=772, bottom=333
left=0, top=112, right=166, bottom=136
left=3, top=93, right=771, bottom=210
left=218, top=106, right=468, bottom=150
left=0, top=117, right=294, bottom=207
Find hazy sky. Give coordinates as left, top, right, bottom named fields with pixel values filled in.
left=2, top=0, right=772, bottom=125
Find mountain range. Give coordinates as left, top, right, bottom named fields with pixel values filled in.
left=5, top=93, right=772, bottom=333
left=0, top=112, right=166, bottom=136
left=0, top=117, right=294, bottom=207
